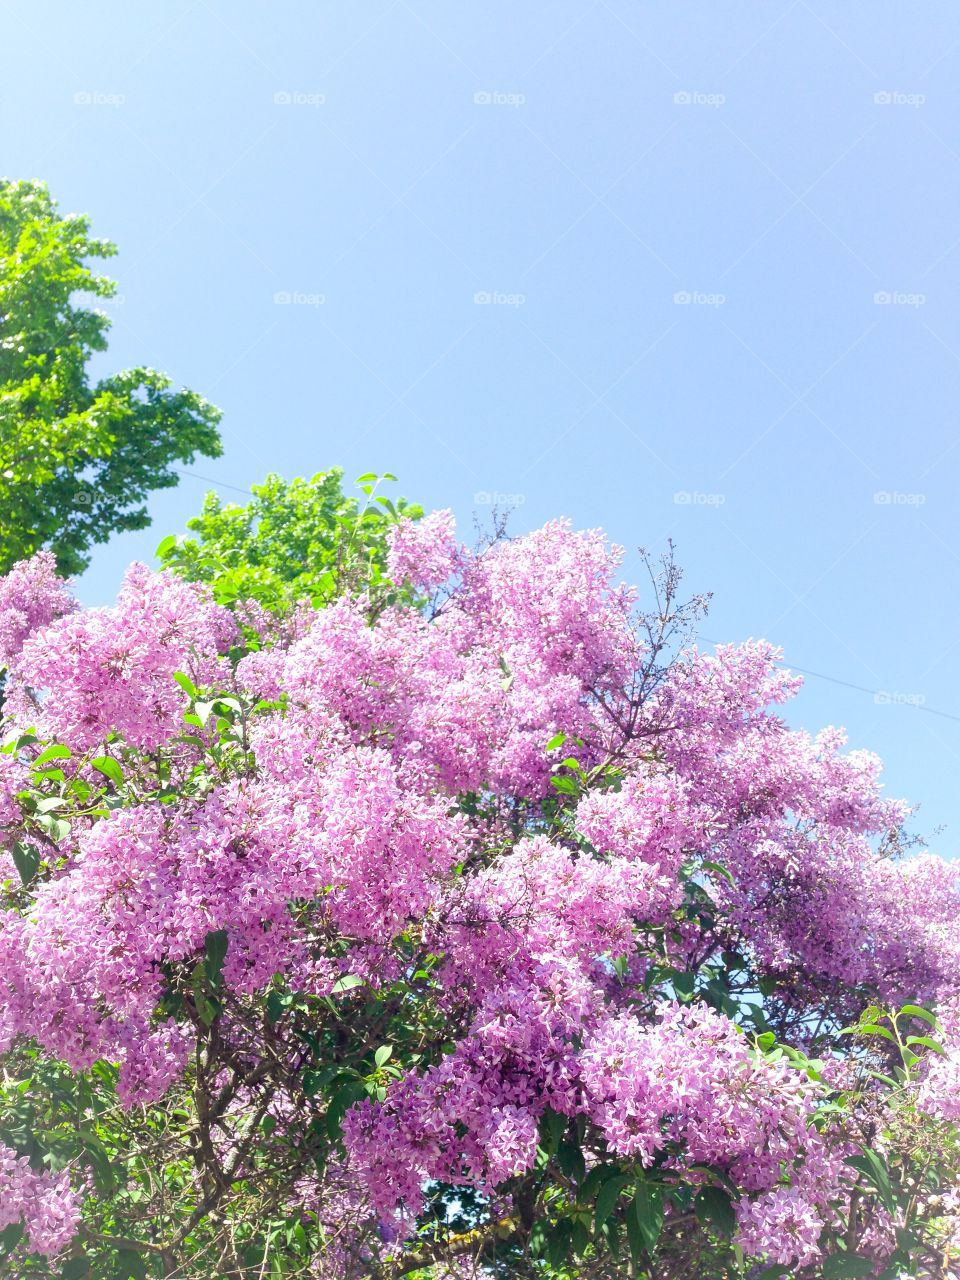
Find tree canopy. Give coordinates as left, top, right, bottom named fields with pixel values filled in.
left=0, top=179, right=221, bottom=575
left=0, top=506, right=958, bottom=1279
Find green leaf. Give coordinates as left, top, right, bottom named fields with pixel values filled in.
left=551, top=775, right=579, bottom=796
left=374, top=1044, right=393, bottom=1068
left=546, top=1219, right=573, bottom=1269
left=865, top=1069, right=900, bottom=1088
left=0, top=1221, right=24, bottom=1261
left=557, top=1138, right=585, bottom=1184
left=539, top=1107, right=567, bottom=1156
left=37, top=813, right=70, bottom=842
left=203, top=929, right=229, bottom=990
left=694, top=1186, right=736, bottom=1238
left=625, top=1204, right=643, bottom=1264
left=266, top=990, right=288, bottom=1024
left=594, top=1174, right=632, bottom=1233
left=673, top=970, right=695, bottom=998
left=822, top=1255, right=877, bottom=1278
left=58, top=1258, right=91, bottom=1280
left=899, top=1003, right=940, bottom=1030
left=331, top=974, right=362, bottom=995
left=326, top=1081, right=366, bottom=1140
left=688, top=1165, right=741, bottom=1198
left=906, top=1035, right=948, bottom=1056
left=857, top=1023, right=896, bottom=1043
left=34, top=743, right=71, bottom=767
left=155, top=533, right=177, bottom=559
left=302, top=1070, right=324, bottom=1097
left=701, top=859, right=735, bottom=887
left=91, top=755, right=123, bottom=787
left=632, top=1181, right=665, bottom=1254
left=173, top=671, right=198, bottom=698
left=544, top=732, right=566, bottom=751
left=11, top=840, right=41, bottom=886
left=79, top=1128, right=118, bottom=1193
left=846, top=1151, right=896, bottom=1217
left=113, top=1249, right=148, bottom=1280
left=191, top=964, right=219, bottom=1025
left=577, top=1162, right=615, bottom=1204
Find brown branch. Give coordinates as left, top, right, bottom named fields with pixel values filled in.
left=380, top=1217, right=521, bottom=1278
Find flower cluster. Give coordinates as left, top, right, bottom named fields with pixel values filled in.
left=0, top=516, right=955, bottom=1274
left=0, top=1141, right=81, bottom=1257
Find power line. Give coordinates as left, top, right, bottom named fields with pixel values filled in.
left=699, top=634, right=960, bottom=726
left=176, top=470, right=255, bottom=497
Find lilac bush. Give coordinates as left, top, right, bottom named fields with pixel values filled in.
left=0, top=515, right=957, bottom=1277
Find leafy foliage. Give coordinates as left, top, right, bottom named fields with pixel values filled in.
left=0, top=179, right=221, bottom=574
left=156, top=469, right=422, bottom=614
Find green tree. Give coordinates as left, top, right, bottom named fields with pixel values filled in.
left=157, top=469, right=422, bottom=614
left=0, top=179, right=222, bottom=575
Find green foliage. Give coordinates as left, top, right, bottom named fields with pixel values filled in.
left=156, top=468, right=422, bottom=614
left=0, top=179, right=221, bottom=574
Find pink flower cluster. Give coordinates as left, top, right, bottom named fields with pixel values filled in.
left=5, top=562, right=236, bottom=751
left=916, top=998, right=960, bottom=1124
left=0, top=513, right=956, bottom=1267
left=0, top=551, right=75, bottom=670
left=387, top=509, right=459, bottom=591
left=0, top=1141, right=81, bottom=1258
left=580, top=1002, right=821, bottom=1177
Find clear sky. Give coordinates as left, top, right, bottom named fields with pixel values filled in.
left=3, top=1, right=959, bottom=845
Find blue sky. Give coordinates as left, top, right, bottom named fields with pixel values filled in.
left=4, top=1, right=959, bottom=843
